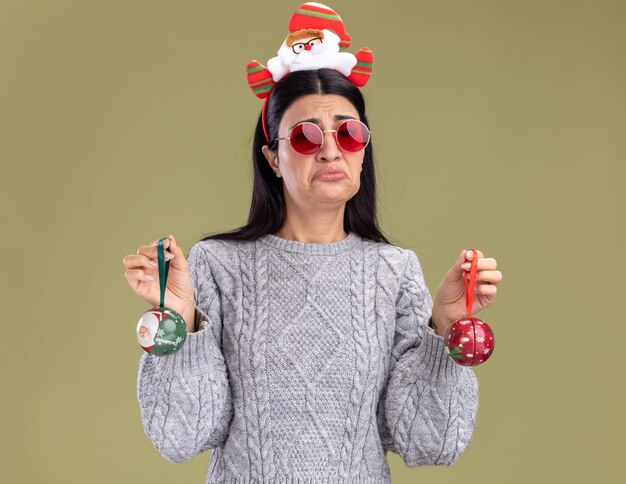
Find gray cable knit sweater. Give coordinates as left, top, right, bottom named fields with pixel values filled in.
left=137, top=232, right=479, bottom=482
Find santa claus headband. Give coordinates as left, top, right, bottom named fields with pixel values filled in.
left=245, top=2, right=374, bottom=144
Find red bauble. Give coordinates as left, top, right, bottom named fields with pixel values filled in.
left=443, top=317, right=495, bottom=367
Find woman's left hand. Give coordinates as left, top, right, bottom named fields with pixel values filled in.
left=431, top=249, right=503, bottom=337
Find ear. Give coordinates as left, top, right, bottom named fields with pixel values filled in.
left=262, top=145, right=281, bottom=178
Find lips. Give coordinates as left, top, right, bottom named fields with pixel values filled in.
left=313, top=168, right=347, bottom=180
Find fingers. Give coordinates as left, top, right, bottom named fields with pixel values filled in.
left=149, top=235, right=182, bottom=257
left=133, top=237, right=176, bottom=262
left=124, top=267, right=155, bottom=283
left=464, top=270, right=503, bottom=284
left=464, top=249, right=484, bottom=261
left=476, top=283, right=497, bottom=297
left=163, top=234, right=188, bottom=271
left=461, top=257, right=497, bottom=271
left=458, top=249, right=487, bottom=266
left=123, top=236, right=179, bottom=273
left=164, top=234, right=185, bottom=259
left=123, top=235, right=187, bottom=278
left=145, top=235, right=188, bottom=271
left=455, top=249, right=501, bottom=303
left=123, top=253, right=161, bottom=272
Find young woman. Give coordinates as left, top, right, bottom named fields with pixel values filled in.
left=123, top=67, right=502, bottom=482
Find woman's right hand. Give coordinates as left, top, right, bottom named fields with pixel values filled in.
left=123, top=234, right=196, bottom=332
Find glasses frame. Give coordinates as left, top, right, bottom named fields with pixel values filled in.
left=272, top=119, right=372, bottom=155
left=291, top=37, right=323, bottom=54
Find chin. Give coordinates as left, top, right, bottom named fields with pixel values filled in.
left=311, top=188, right=354, bottom=202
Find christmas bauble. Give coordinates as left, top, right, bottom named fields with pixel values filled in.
left=443, top=317, right=494, bottom=366
left=136, top=306, right=187, bottom=356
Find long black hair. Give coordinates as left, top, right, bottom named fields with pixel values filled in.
left=197, top=68, right=392, bottom=245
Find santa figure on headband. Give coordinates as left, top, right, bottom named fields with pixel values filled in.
left=246, top=2, right=373, bottom=98
left=269, top=27, right=355, bottom=80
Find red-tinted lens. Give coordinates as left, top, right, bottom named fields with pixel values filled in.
left=336, top=119, right=370, bottom=152
left=290, top=122, right=323, bottom=155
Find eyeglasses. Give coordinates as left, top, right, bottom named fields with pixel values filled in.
left=291, top=37, right=322, bottom=54
left=273, top=119, right=371, bottom=155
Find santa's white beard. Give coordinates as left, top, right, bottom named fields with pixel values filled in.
left=137, top=328, right=155, bottom=347
left=137, top=312, right=159, bottom=348
left=292, top=50, right=330, bottom=67
left=276, top=44, right=356, bottom=76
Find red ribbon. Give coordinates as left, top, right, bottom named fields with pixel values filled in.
left=464, top=248, right=479, bottom=318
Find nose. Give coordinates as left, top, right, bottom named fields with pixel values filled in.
left=316, top=130, right=341, bottom=162
left=305, top=44, right=312, bottom=51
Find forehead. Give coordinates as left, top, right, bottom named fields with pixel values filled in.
left=280, top=94, right=359, bottom=127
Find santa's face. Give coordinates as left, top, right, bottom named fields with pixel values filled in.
left=278, top=29, right=341, bottom=68
left=262, top=94, right=365, bottom=212
left=136, top=312, right=159, bottom=348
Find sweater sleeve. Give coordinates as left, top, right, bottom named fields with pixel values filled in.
left=382, top=249, right=479, bottom=467
left=136, top=242, right=234, bottom=463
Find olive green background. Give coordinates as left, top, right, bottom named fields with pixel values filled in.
left=2, top=0, right=624, bottom=482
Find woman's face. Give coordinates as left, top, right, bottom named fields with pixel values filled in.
left=262, top=93, right=365, bottom=209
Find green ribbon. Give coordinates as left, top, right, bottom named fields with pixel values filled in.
left=157, top=238, right=171, bottom=309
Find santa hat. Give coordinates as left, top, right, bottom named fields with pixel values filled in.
left=288, top=2, right=351, bottom=50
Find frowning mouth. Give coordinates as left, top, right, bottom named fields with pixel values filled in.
left=313, top=169, right=348, bottom=181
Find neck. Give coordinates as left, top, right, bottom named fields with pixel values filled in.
left=275, top=204, right=347, bottom=243
left=274, top=226, right=349, bottom=244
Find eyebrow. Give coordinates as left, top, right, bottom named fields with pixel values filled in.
left=289, top=114, right=357, bottom=130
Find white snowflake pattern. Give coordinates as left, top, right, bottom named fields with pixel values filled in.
left=476, top=335, right=485, bottom=343
left=174, top=336, right=183, bottom=345
left=156, top=329, right=165, bottom=337
left=483, top=348, right=490, bottom=354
